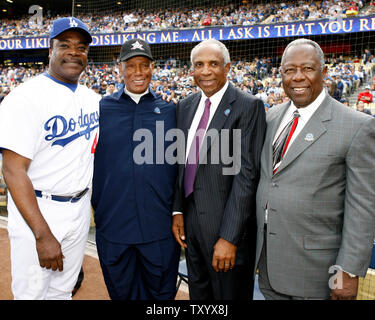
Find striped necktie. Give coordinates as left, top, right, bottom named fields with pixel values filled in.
left=272, top=110, right=300, bottom=174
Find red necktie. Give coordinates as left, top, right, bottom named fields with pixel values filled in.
left=272, top=110, right=300, bottom=174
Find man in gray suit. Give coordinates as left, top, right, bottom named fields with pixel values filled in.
left=172, top=39, right=266, bottom=300
left=255, top=38, right=375, bottom=300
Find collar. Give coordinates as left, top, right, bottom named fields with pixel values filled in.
left=124, top=86, right=149, bottom=104
left=289, top=88, right=326, bottom=119
left=43, top=72, right=78, bottom=92
left=200, top=81, right=229, bottom=105
left=113, top=84, right=157, bottom=101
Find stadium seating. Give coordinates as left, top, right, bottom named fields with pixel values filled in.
left=0, top=0, right=371, bottom=38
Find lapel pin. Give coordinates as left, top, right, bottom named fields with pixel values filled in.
left=304, top=133, right=314, bottom=142
left=224, top=108, right=231, bottom=116
left=154, top=107, right=161, bottom=114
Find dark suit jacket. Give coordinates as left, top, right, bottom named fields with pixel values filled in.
left=173, top=82, right=266, bottom=265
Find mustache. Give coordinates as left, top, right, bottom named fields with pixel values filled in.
left=62, top=59, right=84, bottom=66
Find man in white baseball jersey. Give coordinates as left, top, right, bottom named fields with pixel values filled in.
left=0, top=17, right=100, bottom=300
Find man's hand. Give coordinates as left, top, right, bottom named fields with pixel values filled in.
left=212, top=238, right=237, bottom=272
left=172, top=214, right=187, bottom=248
left=36, top=231, right=65, bottom=272
left=330, top=270, right=358, bottom=300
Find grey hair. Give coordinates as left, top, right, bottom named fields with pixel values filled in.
left=190, top=39, right=231, bottom=66
left=281, top=38, right=325, bottom=71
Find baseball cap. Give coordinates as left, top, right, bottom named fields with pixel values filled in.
left=50, top=17, right=92, bottom=43
left=365, top=85, right=370, bottom=89
left=119, top=39, right=154, bottom=62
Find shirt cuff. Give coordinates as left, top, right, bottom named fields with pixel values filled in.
left=172, top=211, right=183, bottom=216
left=332, top=265, right=357, bottom=278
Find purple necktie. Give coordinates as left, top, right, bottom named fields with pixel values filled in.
left=184, top=98, right=211, bottom=198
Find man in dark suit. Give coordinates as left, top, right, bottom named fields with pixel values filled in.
left=255, top=38, right=375, bottom=300
left=172, top=39, right=266, bottom=300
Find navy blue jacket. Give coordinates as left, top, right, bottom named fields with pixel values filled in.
left=92, top=86, right=177, bottom=244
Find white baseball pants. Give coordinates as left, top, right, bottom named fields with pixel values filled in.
left=7, top=192, right=91, bottom=300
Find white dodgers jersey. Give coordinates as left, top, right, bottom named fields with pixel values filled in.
left=0, top=74, right=101, bottom=195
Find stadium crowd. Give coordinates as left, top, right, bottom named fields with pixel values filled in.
left=1, top=52, right=374, bottom=114
left=0, top=0, right=374, bottom=38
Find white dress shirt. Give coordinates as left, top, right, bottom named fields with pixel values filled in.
left=185, top=81, right=229, bottom=163
left=173, top=81, right=229, bottom=216
left=272, top=88, right=326, bottom=154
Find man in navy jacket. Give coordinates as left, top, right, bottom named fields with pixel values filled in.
left=91, top=39, right=180, bottom=300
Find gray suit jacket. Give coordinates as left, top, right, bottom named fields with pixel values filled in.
left=255, top=93, right=375, bottom=298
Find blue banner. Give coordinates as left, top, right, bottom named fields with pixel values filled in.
left=0, top=15, right=374, bottom=50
